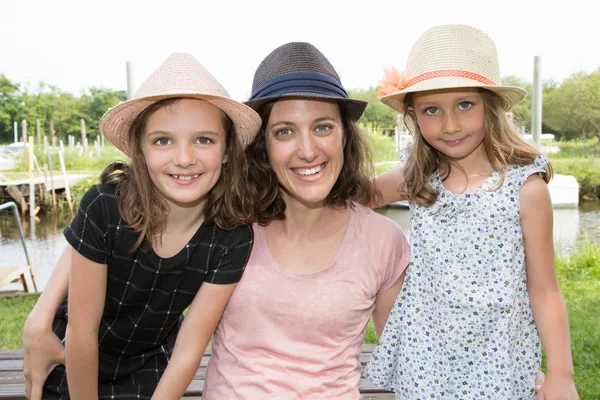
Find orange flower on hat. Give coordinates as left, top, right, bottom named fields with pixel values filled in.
left=377, top=67, right=406, bottom=99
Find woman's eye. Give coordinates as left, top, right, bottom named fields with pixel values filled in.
left=315, top=125, right=331, bottom=133
left=155, top=138, right=172, bottom=146
left=424, top=107, right=438, bottom=115
left=196, top=137, right=213, bottom=144
left=458, top=101, right=473, bottom=110
left=276, top=128, right=292, bottom=136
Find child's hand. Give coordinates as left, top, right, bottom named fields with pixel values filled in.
left=535, top=372, right=579, bottom=400
left=22, top=319, right=65, bottom=400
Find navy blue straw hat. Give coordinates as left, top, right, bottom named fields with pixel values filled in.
left=246, top=42, right=368, bottom=122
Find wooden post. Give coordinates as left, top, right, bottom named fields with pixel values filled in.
left=59, top=139, right=65, bottom=153
left=80, top=118, right=88, bottom=153
left=13, top=121, right=18, bottom=144
left=21, top=120, right=28, bottom=156
left=95, top=137, right=100, bottom=158
left=47, top=150, right=57, bottom=211
left=58, top=149, right=73, bottom=215
left=36, top=119, right=42, bottom=147
left=43, top=135, right=48, bottom=154
left=531, top=56, right=542, bottom=149
left=28, top=137, right=37, bottom=216
left=50, top=119, right=56, bottom=148
left=126, top=61, right=135, bottom=100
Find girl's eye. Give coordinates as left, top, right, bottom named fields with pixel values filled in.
left=276, top=128, right=293, bottom=137
left=458, top=101, right=473, bottom=110
left=155, top=138, right=172, bottom=146
left=196, top=137, right=213, bottom=145
left=315, top=124, right=331, bottom=133
left=424, top=107, right=438, bottom=115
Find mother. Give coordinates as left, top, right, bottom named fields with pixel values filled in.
left=200, top=42, right=410, bottom=399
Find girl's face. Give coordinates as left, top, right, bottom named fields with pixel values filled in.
left=410, top=88, right=486, bottom=162
left=265, top=99, right=344, bottom=208
left=141, top=99, right=227, bottom=209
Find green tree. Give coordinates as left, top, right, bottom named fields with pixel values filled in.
left=0, top=75, right=25, bottom=143
left=348, top=87, right=397, bottom=129
left=544, top=69, right=600, bottom=143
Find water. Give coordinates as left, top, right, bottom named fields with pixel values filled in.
left=1, top=202, right=599, bottom=291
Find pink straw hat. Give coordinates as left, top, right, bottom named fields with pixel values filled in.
left=100, top=53, right=261, bottom=156
left=379, top=24, right=527, bottom=113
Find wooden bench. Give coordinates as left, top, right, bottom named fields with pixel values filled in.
left=0, top=344, right=394, bottom=399
left=0, top=267, right=31, bottom=295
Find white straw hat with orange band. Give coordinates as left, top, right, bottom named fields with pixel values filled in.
left=378, top=24, right=527, bottom=113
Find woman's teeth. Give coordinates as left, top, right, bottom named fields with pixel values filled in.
left=171, top=174, right=199, bottom=181
left=293, top=164, right=325, bottom=176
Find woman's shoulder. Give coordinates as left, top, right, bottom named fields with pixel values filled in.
left=351, top=204, right=407, bottom=245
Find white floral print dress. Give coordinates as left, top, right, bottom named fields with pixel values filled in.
left=366, top=156, right=549, bottom=399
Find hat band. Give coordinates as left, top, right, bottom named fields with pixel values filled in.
left=249, top=72, right=349, bottom=101
left=405, top=69, right=497, bottom=89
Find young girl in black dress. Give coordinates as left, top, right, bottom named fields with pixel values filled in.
left=24, top=53, right=260, bottom=399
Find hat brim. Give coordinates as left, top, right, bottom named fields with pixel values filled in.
left=244, top=93, right=368, bottom=122
left=380, top=77, right=527, bottom=113
left=100, top=94, right=261, bottom=156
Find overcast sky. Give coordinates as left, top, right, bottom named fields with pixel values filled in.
left=1, top=0, right=598, bottom=101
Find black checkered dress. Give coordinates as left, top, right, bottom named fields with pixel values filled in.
left=43, top=184, right=253, bottom=399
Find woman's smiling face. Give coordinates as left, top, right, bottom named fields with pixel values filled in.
left=264, top=98, right=344, bottom=208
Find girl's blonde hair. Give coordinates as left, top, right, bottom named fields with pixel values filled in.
left=402, top=89, right=553, bottom=206
left=100, top=98, right=253, bottom=251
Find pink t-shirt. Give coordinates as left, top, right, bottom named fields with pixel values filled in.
left=203, top=204, right=410, bottom=399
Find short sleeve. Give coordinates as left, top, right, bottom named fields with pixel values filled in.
left=63, top=184, right=112, bottom=264
left=205, top=224, right=254, bottom=285
left=515, top=156, right=549, bottom=188
left=378, top=224, right=411, bottom=294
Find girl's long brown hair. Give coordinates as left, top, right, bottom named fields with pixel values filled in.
left=100, top=98, right=252, bottom=252
left=245, top=101, right=377, bottom=225
left=402, top=89, right=553, bottom=206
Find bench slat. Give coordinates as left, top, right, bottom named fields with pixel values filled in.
left=0, top=345, right=392, bottom=399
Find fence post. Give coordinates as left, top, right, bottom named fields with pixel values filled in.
left=50, top=119, right=56, bottom=148
left=80, top=118, right=88, bottom=153
left=36, top=119, right=42, bottom=147
left=28, top=137, right=37, bottom=216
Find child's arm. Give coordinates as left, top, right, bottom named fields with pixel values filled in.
left=371, top=167, right=407, bottom=208
left=23, top=246, right=71, bottom=400
left=372, top=271, right=406, bottom=337
left=520, top=174, right=579, bottom=399
left=151, top=282, right=238, bottom=399
left=65, top=249, right=107, bottom=399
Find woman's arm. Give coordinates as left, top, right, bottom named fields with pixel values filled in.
left=370, top=167, right=407, bottom=208
left=520, top=175, right=579, bottom=399
left=22, top=245, right=72, bottom=400
left=372, top=271, right=406, bottom=337
left=65, top=249, right=107, bottom=399
left=151, top=282, right=238, bottom=399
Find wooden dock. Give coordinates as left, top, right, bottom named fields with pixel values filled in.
left=0, top=344, right=394, bottom=399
